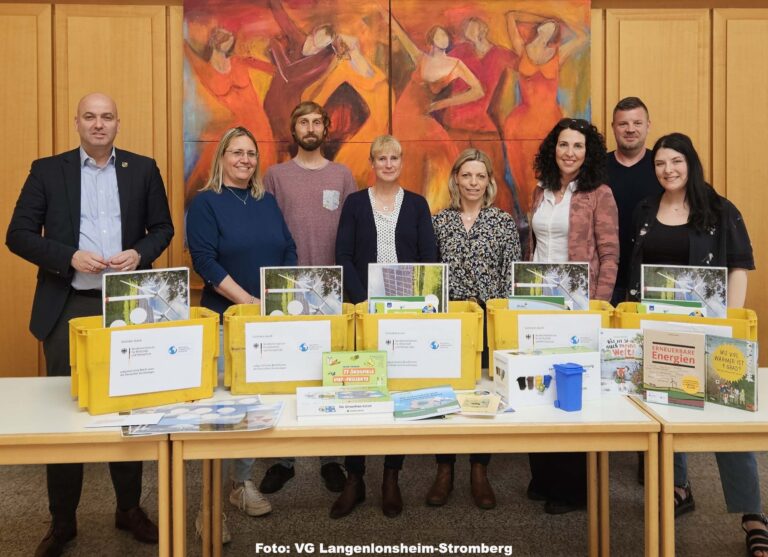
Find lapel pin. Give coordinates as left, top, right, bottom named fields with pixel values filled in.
left=121, top=161, right=128, bottom=168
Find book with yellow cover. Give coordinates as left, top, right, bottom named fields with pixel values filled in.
left=643, top=329, right=705, bottom=409
left=706, top=335, right=758, bottom=412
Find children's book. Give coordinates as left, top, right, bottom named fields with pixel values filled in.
left=295, top=386, right=393, bottom=420
left=322, top=351, right=387, bottom=389
left=392, top=385, right=461, bottom=421
left=705, top=335, right=758, bottom=412
left=641, top=264, right=727, bottom=318
left=260, top=266, right=343, bottom=316
left=367, top=263, right=448, bottom=314
left=103, top=267, right=189, bottom=327
left=600, top=328, right=644, bottom=395
left=507, top=296, right=567, bottom=310
left=643, top=329, right=706, bottom=408
left=512, top=262, right=589, bottom=310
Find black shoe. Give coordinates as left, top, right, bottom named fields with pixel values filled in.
left=320, top=462, right=347, bottom=493
left=674, top=482, right=695, bottom=518
left=259, top=464, right=295, bottom=494
left=34, top=521, right=77, bottom=557
left=544, top=499, right=586, bottom=515
left=115, top=506, right=158, bottom=544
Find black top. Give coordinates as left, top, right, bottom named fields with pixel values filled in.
left=627, top=193, right=755, bottom=300
left=606, top=150, right=663, bottom=290
left=641, top=220, right=690, bottom=265
left=335, top=188, right=438, bottom=304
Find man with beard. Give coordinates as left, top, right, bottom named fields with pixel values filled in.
left=606, top=96, right=662, bottom=306
left=260, top=101, right=356, bottom=493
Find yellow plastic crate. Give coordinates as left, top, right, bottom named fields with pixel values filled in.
left=613, top=302, right=758, bottom=340
left=224, top=303, right=355, bottom=394
left=68, top=307, right=219, bottom=415
left=486, top=299, right=614, bottom=376
left=355, top=300, right=483, bottom=390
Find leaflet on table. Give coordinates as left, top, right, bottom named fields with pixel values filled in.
left=86, top=413, right=163, bottom=428
left=108, top=325, right=203, bottom=397
left=244, top=321, right=331, bottom=383
left=456, top=390, right=501, bottom=416
left=259, top=266, right=342, bottom=316
left=392, top=385, right=461, bottom=420
left=507, top=296, right=567, bottom=310
left=643, top=329, right=706, bottom=409
left=377, top=319, right=461, bottom=379
left=641, top=264, right=727, bottom=318
left=125, top=396, right=283, bottom=435
left=102, top=267, right=190, bottom=328
left=367, top=263, right=449, bottom=313
left=517, top=313, right=601, bottom=351
left=296, top=386, right=393, bottom=417
left=600, top=328, right=644, bottom=395
left=640, top=319, right=733, bottom=338
left=512, top=262, right=590, bottom=310
left=322, top=351, right=387, bottom=388
left=638, top=299, right=706, bottom=317
left=705, top=335, right=758, bottom=412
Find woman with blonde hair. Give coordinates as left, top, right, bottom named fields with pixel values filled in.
left=429, top=148, right=521, bottom=510
left=186, top=127, right=296, bottom=535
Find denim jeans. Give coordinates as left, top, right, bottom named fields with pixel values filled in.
left=674, top=451, right=762, bottom=513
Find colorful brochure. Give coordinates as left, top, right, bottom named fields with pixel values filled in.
left=512, top=262, right=589, bottom=310
left=643, top=329, right=706, bottom=408
left=705, top=335, right=758, bottom=412
left=641, top=264, right=727, bottom=318
left=600, top=328, right=644, bottom=395
left=260, top=266, right=342, bottom=316
left=102, top=267, right=189, bottom=327
left=322, top=351, right=388, bottom=389
left=392, top=385, right=461, bottom=421
left=367, top=263, right=448, bottom=314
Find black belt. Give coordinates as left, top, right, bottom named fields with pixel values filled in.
left=72, top=289, right=102, bottom=298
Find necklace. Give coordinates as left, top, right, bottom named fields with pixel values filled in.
left=372, top=187, right=399, bottom=212
left=223, top=185, right=249, bottom=205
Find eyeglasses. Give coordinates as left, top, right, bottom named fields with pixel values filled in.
left=558, top=118, right=590, bottom=131
left=225, top=149, right=258, bottom=160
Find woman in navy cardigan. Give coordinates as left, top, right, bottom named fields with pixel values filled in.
left=332, top=135, right=437, bottom=520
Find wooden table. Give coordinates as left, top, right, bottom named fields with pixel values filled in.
left=171, top=390, right=660, bottom=557
left=632, top=368, right=768, bottom=556
left=0, top=377, right=170, bottom=557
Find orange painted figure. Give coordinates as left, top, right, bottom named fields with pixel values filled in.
left=185, top=27, right=277, bottom=205
left=503, top=11, right=587, bottom=214
left=390, top=18, right=484, bottom=213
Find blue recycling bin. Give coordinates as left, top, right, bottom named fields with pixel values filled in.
left=553, top=363, right=586, bottom=412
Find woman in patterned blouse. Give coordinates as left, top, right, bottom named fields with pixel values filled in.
left=429, top=148, right=522, bottom=510
left=333, top=134, right=438, bottom=520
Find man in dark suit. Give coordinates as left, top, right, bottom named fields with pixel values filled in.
left=6, top=92, right=174, bottom=557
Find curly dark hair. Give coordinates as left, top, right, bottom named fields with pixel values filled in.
left=651, top=132, right=722, bottom=233
left=534, top=118, right=607, bottom=192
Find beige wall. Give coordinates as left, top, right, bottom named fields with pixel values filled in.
left=1, top=3, right=767, bottom=375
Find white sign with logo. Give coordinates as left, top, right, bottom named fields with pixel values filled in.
left=109, top=325, right=203, bottom=396
left=244, top=321, right=331, bottom=382
left=517, top=314, right=601, bottom=351
left=378, top=319, right=461, bottom=379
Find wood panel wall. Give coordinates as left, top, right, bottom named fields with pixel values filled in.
left=1, top=2, right=767, bottom=375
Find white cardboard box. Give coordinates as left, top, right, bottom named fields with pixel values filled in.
left=493, top=347, right=601, bottom=408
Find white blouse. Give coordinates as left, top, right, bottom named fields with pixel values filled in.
left=368, top=187, right=403, bottom=263
left=531, top=181, right=577, bottom=263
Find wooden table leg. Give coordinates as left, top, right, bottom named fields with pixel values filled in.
left=588, top=451, right=599, bottom=557
left=158, top=440, right=170, bottom=557
left=212, top=459, right=222, bottom=557
left=201, top=459, right=211, bottom=557
left=660, top=433, right=675, bottom=557
left=599, top=452, right=610, bottom=557
left=172, top=440, right=186, bottom=557
left=645, top=432, right=659, bottom=557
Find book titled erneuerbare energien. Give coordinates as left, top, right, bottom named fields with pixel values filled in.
left=643, top=329, right=706, bottom=409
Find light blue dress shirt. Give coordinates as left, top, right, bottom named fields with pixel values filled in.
left=71, top=147, right=122, bottom=291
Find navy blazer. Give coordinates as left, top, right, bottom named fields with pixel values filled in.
left=6, top=147, right=174, bottom=340
left=335, top=188, right=438, bottom=304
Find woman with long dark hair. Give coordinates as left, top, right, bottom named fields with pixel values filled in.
left=527, top=118, right=618, bottom=514
left=628, top=132, right=766, bottom=557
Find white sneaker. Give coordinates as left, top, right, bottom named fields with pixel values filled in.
left=229, top=480, right=272, bottom=516
left=195, top=509, right=232, bottom=544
